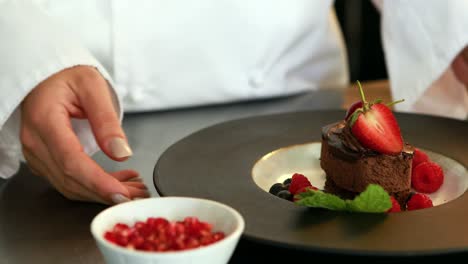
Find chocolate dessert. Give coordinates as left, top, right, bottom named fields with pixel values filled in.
left=271, top=82, right=440, bottom=212
left=320, top=120, right=414, bottom=206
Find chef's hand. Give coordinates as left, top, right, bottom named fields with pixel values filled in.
left=20, top=66, right=149, bottom=205
left=452, top=46, right=468, bottom=89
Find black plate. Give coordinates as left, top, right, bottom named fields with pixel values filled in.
left=153, top=110, right=468, bottom=256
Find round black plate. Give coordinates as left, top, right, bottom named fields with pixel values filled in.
left=153, top=110, right=468, bottom=256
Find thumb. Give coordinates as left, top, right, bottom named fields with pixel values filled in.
left=452, top=47, right=468, bottom=86
left=73, top=67, right=133, bottom=161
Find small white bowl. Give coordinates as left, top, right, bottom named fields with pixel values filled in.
left=91, top=197, right=245, bottom=264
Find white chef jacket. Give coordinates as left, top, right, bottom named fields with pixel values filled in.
left=0, top=0, right=467, bottom=179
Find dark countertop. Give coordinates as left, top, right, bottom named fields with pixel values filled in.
left=0, top=86, right=465, bottom=264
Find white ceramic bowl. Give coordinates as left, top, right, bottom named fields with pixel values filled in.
left=91, top=197, right=245, bottom=264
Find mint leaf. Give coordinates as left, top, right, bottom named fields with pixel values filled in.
left=295, top=184, right=391, bottom=213
left=346, top=184, right=392, bottom=213
left=295, top=190, right=347, bottom=210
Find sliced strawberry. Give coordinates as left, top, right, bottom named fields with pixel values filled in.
left=351, top=104, right=403, bottom=154
left=288, top=173, right=312, bottom=195
left=345, top=101, right=363, bottom=120
left=348, top=81, right=404, bottom=155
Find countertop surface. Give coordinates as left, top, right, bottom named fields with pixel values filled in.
left=2, top=81, right=465, bottom=263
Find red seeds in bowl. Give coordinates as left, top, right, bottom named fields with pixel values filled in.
left=104, top=217, right=225, bottom=252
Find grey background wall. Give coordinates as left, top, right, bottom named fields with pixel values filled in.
left=335, top=0, right=388, bottom=82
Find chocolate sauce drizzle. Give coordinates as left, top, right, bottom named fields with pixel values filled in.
left=321, top=120, right=413, bottom=160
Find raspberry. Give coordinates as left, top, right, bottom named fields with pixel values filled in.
left=288, top=173, right=312, bottom=195
left=293, top=186, right=319, bottom=201
left=406, top=193, right=433, bottom=211
left=297, top=185, right=318, bottom=193
left=386, top=196, right=401, bottom=213
left=412, top=148, right=430, bottom=173
left=411, top=161, right=444, bottom=193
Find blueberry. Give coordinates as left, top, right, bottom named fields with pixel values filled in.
left=283, top=183, right=290, bottom=190
left=283, top=178, right=292, bottom=185
left=269, top=183, right=285, bottom=195
left=277, top=190, right=293, bottom=201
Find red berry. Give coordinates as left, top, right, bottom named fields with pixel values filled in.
left=412, top=148, right=430, bottom=171
left=146, top=217, right=169, bottom=229
left=412, top=162, right=444, bottom=193
left=103, top=217, right=225, bottom=252
left=386, top=196, right=401, bottom=213
left=406, top=193, right=433, bottom=211
left=297, top=185, right=318, bottom=193
left=351, top=104, right=404, bottom=155
left=293, top=185, right=319, bottom=201
left=288, top=173, right=312, bottom=195
left=112, top=223, right=129, bottom=233
left=212, top=232, right=225, bottom=242
left=104, top=232, right=117, bottom=244
left=128, top=235, right=145, bottom=249
left=345, top=101, right=363, bottom=120
left=348, top=82, right=404, bottom=155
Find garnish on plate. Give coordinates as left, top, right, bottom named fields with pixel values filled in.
left=295, top=184, right=392, bottom=213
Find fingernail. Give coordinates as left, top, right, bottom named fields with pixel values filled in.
left=108, top=138, right=133, bottom=158
left=111, top=193, right=131, bottom=204
left=128, top=177, right=143, bottom=182
left=137, top=191, right=151, bottom=198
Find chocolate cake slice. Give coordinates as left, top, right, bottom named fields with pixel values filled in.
left=320, top=121, right=414, bottom=207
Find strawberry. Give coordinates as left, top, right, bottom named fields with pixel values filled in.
left=288, top=173, right=312, bottom=195
left=345, top=101, right=363, bottom=120
left=411, top=161, right=444, bottom=193
left=412, top=148, right=430, bottom=172
left=386, top=196, right=401, bottom=213
left=348, top=81, right=404, bottom=155
left=406, top=193, right=433, bottom=211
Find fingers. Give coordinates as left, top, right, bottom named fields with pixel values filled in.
left=110, top=170, right=149, bottom=192
left=126, top=185, right=151, bottom=198
left=123, top=181, right=148, bottom=190
left=110, top=169, right=140, bottom=181
left=22, top=129, right=110, bottom=204
left=72, top=67, right=133, bottom=161
left=452, top=47, right=468, bottom=86
left=20, top=66, right=147, bottom=205
left=24, top=124, right=149, bottom=204
left=462, top=46, right=468, bottom=62
left=22, top=146, right=51, bottom=179
left=35, top=110, right=134, bottom=204
left=23, top=143, right=108, bottom=204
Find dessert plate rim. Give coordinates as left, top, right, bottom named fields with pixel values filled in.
left=153, top=110, right=468, bottom=256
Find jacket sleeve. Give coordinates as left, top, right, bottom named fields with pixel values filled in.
left=373, top=0, right=468, bottom=119
left=0, top=0, right=121, bottom=178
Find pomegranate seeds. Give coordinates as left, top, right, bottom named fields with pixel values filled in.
left=104, top=217, right=225, bottom=252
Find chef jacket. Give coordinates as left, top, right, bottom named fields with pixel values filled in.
left=0, top=0, right=467, bottom=179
